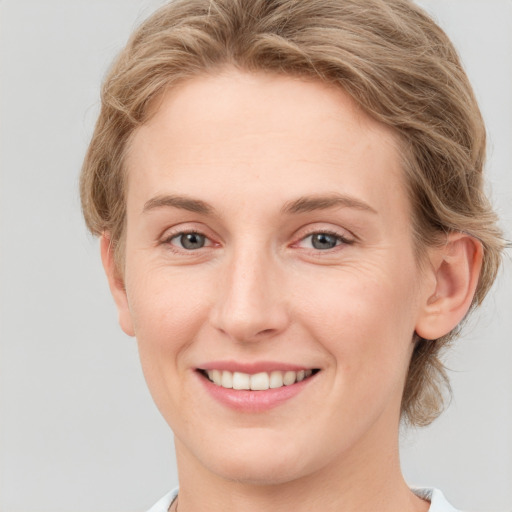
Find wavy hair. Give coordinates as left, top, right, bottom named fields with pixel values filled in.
left=80, top=0, right=505, bottom=426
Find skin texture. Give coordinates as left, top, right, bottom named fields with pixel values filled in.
left=102, top=69, right=482, bottom=512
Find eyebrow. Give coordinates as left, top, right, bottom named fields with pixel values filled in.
left=142, top=192, right=377, bottom=216
left=281, top=194, right=377, bottom=215
left=142, top=194, right=215, bottom=215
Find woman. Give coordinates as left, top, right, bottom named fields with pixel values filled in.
left=80, top=1, right=505, bottom=510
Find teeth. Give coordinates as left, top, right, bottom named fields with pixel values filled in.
left=269, top=371, right=284, bottom=389
left=283, top=371, right=296, bottom=386
left=250, top=372, right=270, bottom=391
left=211, top=369, right=222, bottom=386
left=233, top=372, right=250, bottom=390
left=203, top=369, right=316, bottom=390
left=221, top=371, right=233, bottom=389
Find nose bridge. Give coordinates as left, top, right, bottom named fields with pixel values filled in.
left=212, top=239, right=287, bottom=342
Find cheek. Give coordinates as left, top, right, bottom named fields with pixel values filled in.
left=125, top=263, right=213, bottom=354
left=123, top=264, right=215, bottom=418
left=297, top=262, right=419, bottom=378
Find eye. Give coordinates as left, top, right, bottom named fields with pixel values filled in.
left=298, top=231, right=352, bottom=251
left=309, top=233, right=340, bottom=250
left=169, top=232, right=209, bottom=250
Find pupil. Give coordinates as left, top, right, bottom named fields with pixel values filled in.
left=312, top=233, right=337, bottom=250
left=182, top=233, right=205, bottom=250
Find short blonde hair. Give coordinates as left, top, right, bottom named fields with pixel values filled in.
left=80, top=0, right=505, bottom=426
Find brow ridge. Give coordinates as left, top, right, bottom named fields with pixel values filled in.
left=142, top=194, right=214, bottom=215
left=142, top=193, right=377, bottom=217
left=281, top=194, right=377, bottom=215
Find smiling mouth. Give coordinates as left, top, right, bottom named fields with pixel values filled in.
left=198, top=369, right=320, bottom=391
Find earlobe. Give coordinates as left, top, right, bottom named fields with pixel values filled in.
left=100, top=234, right=135, bottom=337
left=415, top=233, right=483, bottom=341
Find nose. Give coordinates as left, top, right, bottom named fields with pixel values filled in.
left=210, top=245, right=290, bottom=343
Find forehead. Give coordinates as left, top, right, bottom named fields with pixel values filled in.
left=124, top=69, right=408, bottom=218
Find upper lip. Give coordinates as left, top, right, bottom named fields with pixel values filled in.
left=197, top=361, right=319, bottom=374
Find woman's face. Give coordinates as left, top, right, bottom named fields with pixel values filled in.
left=115, top=70, right=435, bottom=484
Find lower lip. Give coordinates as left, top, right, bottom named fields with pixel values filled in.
left=197, top=372, right=317, bottom=412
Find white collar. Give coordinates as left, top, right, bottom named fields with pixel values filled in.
left=147, top=487, right=460, bottom=512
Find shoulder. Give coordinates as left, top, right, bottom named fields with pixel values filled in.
left=148, top=487, right=461, bottom=512
left=146, top=488, right=178, bottom=512
left=413, top=488, right=462, bottom=512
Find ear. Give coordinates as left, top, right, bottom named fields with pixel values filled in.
left=100, top=234, right=135, bottom=337
left=415, top=232, right=483, bottom=341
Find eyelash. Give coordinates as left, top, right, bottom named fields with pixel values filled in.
left=295, top=229, right=354, bottom=251
left=161, top=228, right=354, bottom=254
left=162, top=230, right=213, bottom=252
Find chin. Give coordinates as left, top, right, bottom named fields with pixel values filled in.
left=206, top=453, right=309, bottom=486
left=186, top=429, right=329, bottom=486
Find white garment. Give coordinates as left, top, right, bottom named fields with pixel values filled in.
left=147, top=488, right=178, bottom=512
left=414, top=488, right=460, bottom=512
left=147, top=487, right=460, bottom=512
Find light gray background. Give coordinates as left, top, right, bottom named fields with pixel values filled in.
left=1, top=1, right=511, bottom=511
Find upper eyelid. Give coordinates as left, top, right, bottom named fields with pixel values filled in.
left=164, top=229, right=206, bottom=240
left=301, top=229, right=351, bottom=239
left=293, top=224, right=356, bottom=243
left=294, top=232, right=352, bottom=249
left=171, top=232, right=213, bottom=250
left=161, top=231, right=216, bottom=254
left=302, top=232, right=347, bottom=242
left=160, top=222, right=216, bottom=241
left=163, top=230, right=215, bottom=247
